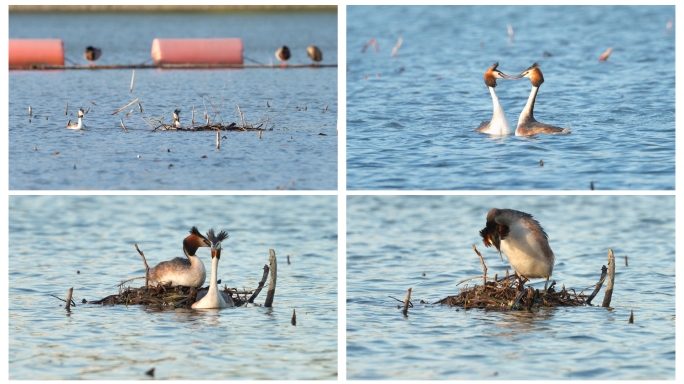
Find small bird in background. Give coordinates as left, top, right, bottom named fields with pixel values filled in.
left=275, top=46, right=291, bottom=67
left=84, top=46, right=102, bottom=67
left=307, top=45, right=323, bottom=66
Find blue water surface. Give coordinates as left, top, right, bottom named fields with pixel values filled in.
left=347, top=6, right=674, bottom=190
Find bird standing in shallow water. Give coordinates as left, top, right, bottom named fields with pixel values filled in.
left=84, top=46, right=102, bottom=67
left=275, top=46, right=291, bottom=67
left=307, top=46, right=322, bottom=66
left=479, top=208, right=555, bottom=292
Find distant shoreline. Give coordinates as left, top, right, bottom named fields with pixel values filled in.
left=9, top=5, right=337, bottom=13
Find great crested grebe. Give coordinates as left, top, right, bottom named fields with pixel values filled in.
left=84, top=46, right=102, bottom=66
left=513, top=63, right=571, bottom=136
left=479, top=208, right=555, bottom=292
left=307, top=46, right=323, bottom=66
left=475, top=63, right=516, bottom=136
left=66, top=108, right=86, bottom=130
left=275, top=46, right=291, bottom=67
left=148, top=226, right=209, bottom=287
left=192, top=229, right=234, bottom=309
left=173, top=109, right=181, bottom=128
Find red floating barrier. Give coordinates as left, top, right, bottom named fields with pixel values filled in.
left=151, top=38, right=243, bottom=65
left=9, top=39, right=65, bottom=67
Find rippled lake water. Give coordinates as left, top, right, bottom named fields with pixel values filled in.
left=347, top=6, right=674, bottom=190
left=346, top=195, right=674, bottom=379
left=9, top=196, right=337, bottom=379
left=9, top=11, right=338, bottom=190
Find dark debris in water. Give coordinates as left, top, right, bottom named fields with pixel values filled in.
left=436, top=275, right=588, bottom=310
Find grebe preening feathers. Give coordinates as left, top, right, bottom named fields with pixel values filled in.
left=513, top=63, right=571, bottom=136
left=475, top=63, right=516, bottom=136
left=147, top=226, right=209, bottom=288
left=275, top=46, right=291, bottom=67
left=66, top=108, right=85, bottom=130
left=192, top=229, right=234, bottom=309
left=479, top=208, right=555, bottom=292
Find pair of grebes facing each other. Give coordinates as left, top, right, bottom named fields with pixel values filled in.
left=146, top=226, right=232, bottom=309
left=476, top=62, right=571, bottom=137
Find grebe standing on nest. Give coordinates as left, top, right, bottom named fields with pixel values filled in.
left=84, top=46, right=102, bottom=67
left=307, top=46, right=322, bottom=66
left=173, top=109, right=181, bottom=128
left=275, top=46, right=291, bottom=67
left=66, top=108, right=85, bottom=130
left=475, top=63, right=516, bottom=136
left=513, top=63, right=571, bottom=136
left=148, top=226, right=209, bottom=287
left=193, top=229, right=234, bottom=309
left=479, top=208, right=555, bottom=292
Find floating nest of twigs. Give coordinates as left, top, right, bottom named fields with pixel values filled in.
left=430, top=245, right=612, bottom=311
left=162, top=122, right=271, bottom=132
left=88, top=283, right=255, bottom=309
left=436, top=275, right=588, bottom=311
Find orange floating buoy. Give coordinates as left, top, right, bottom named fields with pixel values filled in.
left=9, top=39, right=64, bottom=67
left=151, top=38, right=243, bottom=65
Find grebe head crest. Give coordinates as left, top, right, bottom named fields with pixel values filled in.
left=173, top=109, right=181, bottom=121
left=484, top=62, right=515, bottom=88
left=183, top=226, right=211, bottom=256
left=77, top=108, right=85, bottom=118
left=206, top=229, right=229, bottom=259
left=515, top=62, right=544, bottom=87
